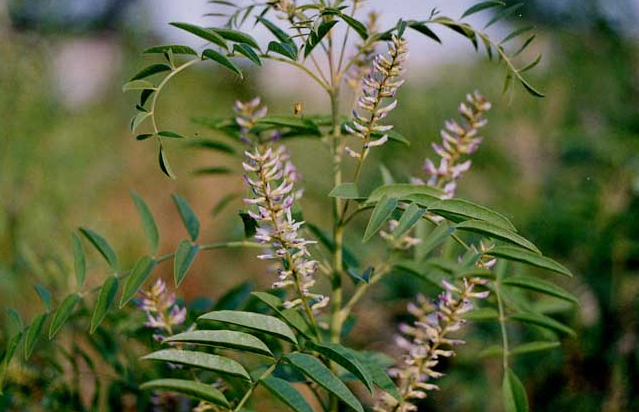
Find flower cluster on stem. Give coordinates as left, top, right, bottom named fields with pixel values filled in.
left=238, top=99, right=328, bottom=324
left=345, top=9, right=380, bottom=90
left=415, top=91, right=492, bottom=198
left=375, top=278, right=490, bottom=412
left=138, top=279, right=187, bottom=342
left=345, top=35, right=408, bottom=160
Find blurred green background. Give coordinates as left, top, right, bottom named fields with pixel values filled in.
left=1, top=0, right=638, bottom=411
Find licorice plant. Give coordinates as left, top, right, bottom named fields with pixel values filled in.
left=1, top=2, right=578, bottom=412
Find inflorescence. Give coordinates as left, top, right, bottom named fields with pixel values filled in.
left=345, top=35, right=408, bottom=159
left=376, top=278, right=490, bottom=412
left=139, top=279, right=187, bottom=342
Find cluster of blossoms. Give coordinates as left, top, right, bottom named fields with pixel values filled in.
left=345, top=34, right=408, bottom=158
left=138, top=279, right=187, bottom=342
left=376, top=278, right=490, bottom=412
left=346, top=8, right=380, bottom=90
left=234, top=97, right=268, bottom=145
left=414, top=91, right=492, bottom=198
left=238, top=99, right=328, bottom=312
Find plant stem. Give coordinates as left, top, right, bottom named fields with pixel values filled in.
left=233, top=361, right=279, bottom=412
left=496, top=282, right=510, bottom=370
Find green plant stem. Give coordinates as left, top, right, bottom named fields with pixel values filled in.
left=496, top=282, right=510, bottom=370
left=261, top=55, right=331, bottom=91
left=233, top=361, right=279, bottom=412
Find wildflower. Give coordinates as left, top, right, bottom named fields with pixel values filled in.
left=416, top=91, right=491, bottom=198
left=345, top=35, right=408, bottom=157
left=138, top=279, right=187, bottom=342
left=238, top=99, right=328, bottom=313
left=375, top=277, right=490, bottom=412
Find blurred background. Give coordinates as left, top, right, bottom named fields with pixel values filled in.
left=1, top=0, right=638, bottom=411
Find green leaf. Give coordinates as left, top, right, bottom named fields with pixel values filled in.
left=131, top=191, right=160, bottom=254
left=419, top=221, right=455, bottom=256
left=172, top=194, right=200, bottom=241
left=202, top=48, right=243, bottom=78
left=193, top=167, right=233, bottom=175
left=33, top=285, right=52, bottom=312
left=79, top=227, right=118, bottom=268
left=261, top=376, right=315, bottom=412
left=233, top=43, right=262, bottom=65
left=198, top=310, right=298, bottom=344
left=140, top=379, right=230, bottom=408
left=366, top=183, right=444, bottom=204
left=136, top=133, right=154, bottom=141
left=519, top=76, right=545, bottom=98
left=461, top=1, right=506, bottom=18
left=72, top=232, right=87, bottom=290
left=520, top=54, right=542, bottom=73
left=165, top=330, right=273, bottom=357
left=510, top=341, right=560, bottom=356
left=24, top=313, right=47, bottom=360
left=120, top=256, right=156, bottom=308
left=329, top=183, right=360, bottom=199
left=158, top=130, right=184, bottom=138
left=267, top=41, right=298, bottom=60
left=90, top=276, right=119, bottom=333
left=130, top=111, right=151, bottom=132
left=455, top=220, right=540, bottom=254
left=250, top=292, right=311, bottom=338
left=49, top=294, right=81, bottom=339
left=503, top=276, right=578, bottom=304
left=305, top=20, right=338, bottom=58
left=239, top=211, right=258, bottom=238
left=509, top=312, right=576, bottom=337
left=489, top=246, right=571, bottom=276
left=306, top=342, right=374, bottom=393
left=258, top=17, right=297, bottom=53
left=285, top=353, right=363, bottom=412
left=407, top=21, right=441, bottom=43
left=169, top=22, right=228, bottom=49
left=363, top=195, right=398, bottom=242
left=428, top=198, right=516, bottom=231
left=143, top=349, right=250, bottom=380
left=502, top=367, right=529, bottom=412
left=500, top=26, right=534, bottom=44
left=210, top=27, right=260, bottom=49
left=0, top=332, right=22, bottom=394
left=159, top=145, right=177, bottom=179
left=174, top=240, right=199, bottom=286
left=130, top=64, right=171, bottom=81
left=485, top=3, right=523, bottom=29
left=392, top=202, right=426, bottom=239
left=339, top=12, right=368, bottom=40
left=143, top=45, right=198, bottom=55
left=351, top=351, right=401, bottom=401
left=122, top=79, right=155, bottom=93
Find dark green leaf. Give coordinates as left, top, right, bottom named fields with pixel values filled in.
left=502, top=367, right=529, bottom=412
left=306, top=342, right=374, bottom=393
left=501, top=26, right=534, bottom=44
left=130, top=111, right=151, bottom=131
left=503, top=276, right=578, bottom=304
left=233, top=43, right=262, bottom=65
left=510, top=341, right=560, bottom=356
left=489, top=246, right=572, bottom=277
left=120, top=256, right=156, bottom=308
left=49, top=294, right=81, bottom=339
left=509, top=312, right=576, bottom=336
left=174, top=240, right=199, bottom=287
left=267, top=41, right=298, bottom=60
left=131, top=191, right=160, bottom=254
left=339, top=12, right=368, bottom=40
left=239, top=211, right=258, bottom=238
left=158, top=130, right=184, bottom=138
left=352, top=351, right=401, bottom=401
left=33, top=285, right=52, bottom=312
left=140, top=379, right=230, bottom=408
left=305, top=20, right=338, bottom=58
left=159, top=145, right=177, bottom=179
left=165, top=330, right=273, bottom=357
left=455, top=220, right=540, bottom=253
left=130, top=64, right=171, bottom=81
left=329, top=183, right=360, bottom=199
left=24, top=313, right=47, bottom=360
left=143, top=349, right=250, bottom=380
left=261, top=376, right=315, bottom=412
left=484, top=3, right=523, bottom=29
left=519, top=76, right=545, bottom=97
left=136, top=133, right=154, bottom=141
left=429, top=198, right=516, bottom=231
left=407, top=21, right=441, bottom=43
left=202, top=48, right=243, bottom=78
left=172, top=194, right=200, bottom=241
left=122, top=80, right=155, bottom=93
left=143, top=45, right=198, bottom=55
left=419, top=221, right=455, bottom=256
left=198, top=310, right=298, bottom=344
left=79, top=227, right=118, bottom=268
left=363, top=195, right=398, bottom=242
left=72, top=232, right=87, bottom=290
left=461, top=1, right=506, bottom=18
left=193, top=167, right=233, bottom=176
left=0, top=332, right=22, bottom=394
left=90, top=276, right=118, bottom=333
left=258, top=17, right=297, bottom=53
left=285, top=353, right=363, bottom=412
left=393, top=202, right=426, bottom=238
left=210, top=27, right=260, bottom=48
left=169, top=22, right=227, bottom=49
left=250, top=292, right=311, bottom=337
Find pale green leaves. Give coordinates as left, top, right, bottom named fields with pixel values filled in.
left=131, top=191, right=160, bottom=254
left=456, top=220, right=540, bottom=253
left=90, top=275, right=119, bottom=333
left=199, top=310, right=298, bottom=344
left=174, top=240, right=199, bottom=287
left=502, top=367, right=529, bottom=412
left=49, top=294, right=81, bottom=339
left=79, top=227, right=118, bottom=269
left=392, top=202, right=426, bottom=238
left=165, top=330, right=273, bottom=357
left=24, top=313, right=47, bottom=360
left=143, top=349, right=250, bottom=380
left=489, top=246, right=572, bottom=277
left=172, top=194, right=200, bottom=241
left=140, top=379, right=230, bottom=409
left=329, top=183, right=360, bottom=199
left=120, top=256, right=156, bottom=307
left=363, top=195, right=398, bottom=242
left=72, top=232, right=86, bottom=290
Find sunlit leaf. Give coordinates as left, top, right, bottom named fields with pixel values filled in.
left=366, top=183, right=444, bottom=204
left=170, top=22, right=228, bottom=50
left=429, top=198, right=516, bottom=231
left=159, top=145, right=177, bottom=179
left=143, top=45, right=198, bottom=55
left=250, top=292, right=311, bottom=337
left=122, top=79, right=155, bottom=93
left=267, top=41, right=298, bottom=60
left=258, top=17, right=297, bottom=54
